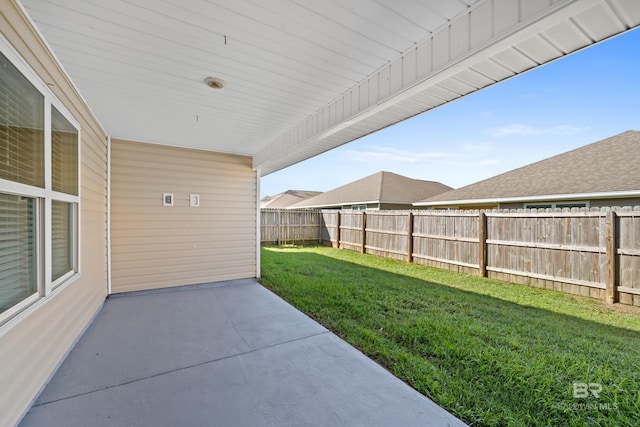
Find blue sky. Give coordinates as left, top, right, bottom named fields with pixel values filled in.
left=260, top=27, right=640, bottom=198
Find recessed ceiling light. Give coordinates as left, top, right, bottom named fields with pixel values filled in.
left=204, top=76, right=226, bottom=89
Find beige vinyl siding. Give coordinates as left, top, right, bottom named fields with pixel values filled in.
left=0, top=1, right=108, bottom=426
left=500, top=198, right=640, bottom=210
left=497, top=202, right=527, bottom=210
left=110, top=139, right=256, bottom=293
left=590, top=198, right=640, bottom=208
left=380, top=203, right=415, bottom=210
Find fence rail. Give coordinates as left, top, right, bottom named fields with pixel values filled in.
left=260, top=207, right=640, bottom=307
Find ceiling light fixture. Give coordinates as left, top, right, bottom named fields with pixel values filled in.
left=204, top=76, right=226, bottom=89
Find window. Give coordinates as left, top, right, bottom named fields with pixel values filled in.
left=525, top=202, right=589, bottom=209
left=556, top=202, right=588, bottom=209
left=349, top=205, right=367, bottom=211
left=0, top=44, right=80, bottom=324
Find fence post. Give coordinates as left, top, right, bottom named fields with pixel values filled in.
left=336, top=211, right=341, bottom=248
left=605, top=211, right=618, bottom=304
left=478, top=211, right=487, bottom=277
left=407, top=212, right=414, bottom=263
left=361, top=211, right=366, bottom=254
left=276, top=209, right=281, bottom=246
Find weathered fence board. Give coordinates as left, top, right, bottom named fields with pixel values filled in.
left=412, top=211, right=479, bottom=274
left=338, top=212, right=364, bottom=252
left=365, top=212, right=409, bottom=261
left=260, top=207, right=640, bottom=306
left=320, top=210, right=339, bottom=245
left=260, top=209, right=322, bottom=245
left=617, top=211, right=640, bottom=305
left=486, top=211, right=608, bottom=293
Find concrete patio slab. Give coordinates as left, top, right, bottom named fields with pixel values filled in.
left=20, top=279, right=466, bottom=427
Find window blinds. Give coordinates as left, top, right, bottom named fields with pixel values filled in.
left=0, top=52, right=44, bottom=188
left=0, top=193, right=36, bottom=312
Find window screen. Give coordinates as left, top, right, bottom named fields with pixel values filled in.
left=51, top=107, right=78, bottom=196
left=51, top=200, right=73, bottom=282
left=0, top=193, right=36, bottom=312
left=0, top=52, right=44, bottom=188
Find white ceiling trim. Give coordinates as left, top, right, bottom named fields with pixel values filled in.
left=254, top=0, right=640, bottom=175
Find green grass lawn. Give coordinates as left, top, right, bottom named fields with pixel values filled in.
left=259, top=246, right=640, bottom=427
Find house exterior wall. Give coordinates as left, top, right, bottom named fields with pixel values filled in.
left=380, top=203, right=413, bottom=210
left=499, top=197, right=640, bottom=210
left=589, top=198, right=640, bottom=208
left=0, top=2, right=108, bottom=425
left=417, top=203, right=498, bottom=210
left=110, top=139, right=256, bottom=293
left=331, top=203, right=419, bottom=210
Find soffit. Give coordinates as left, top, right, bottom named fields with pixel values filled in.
left=16, top=0, right=640, bottom=175
left=18, top=0, right=473, bottom=151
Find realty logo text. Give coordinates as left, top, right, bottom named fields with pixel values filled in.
left=572, top=382, right=602, bottom=399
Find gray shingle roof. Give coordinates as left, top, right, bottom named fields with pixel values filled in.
left=292, top=171, right=452, bottom=208
left=418, top=130, right=640, bottom=205
left=260, top=190, right=323, bottom=208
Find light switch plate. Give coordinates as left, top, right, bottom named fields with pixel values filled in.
left=163, top=193, right=174, bottom=206
left=190, top=194, right=200, bottom=207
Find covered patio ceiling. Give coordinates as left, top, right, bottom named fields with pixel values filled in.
left=18, top=0, right=640, bottom=176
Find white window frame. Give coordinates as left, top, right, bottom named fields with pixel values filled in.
left=349, top=205, right=367, bottom=211
left=525, top=201, right=590, bottom=209
left=0, top=37, right=81, bottom=327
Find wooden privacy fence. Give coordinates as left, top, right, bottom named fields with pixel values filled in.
left=260, top=208, right=322, bottom=245
left=261, top=208, right=640, bottom=306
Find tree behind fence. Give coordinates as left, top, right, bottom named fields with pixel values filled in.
left=260, top=208, right=640, bottom=307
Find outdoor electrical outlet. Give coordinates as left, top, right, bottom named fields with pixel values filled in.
left=190, top=194, right=200, bottom=207
left=163, top=193, right=174, bottom=206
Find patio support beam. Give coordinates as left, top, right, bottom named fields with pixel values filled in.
left=255, top=168, right=261, bottom=279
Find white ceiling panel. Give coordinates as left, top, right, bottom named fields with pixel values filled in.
left=13, top=0, right=640, bottom=176
left=470, top=60, right=515, bottom=82
left=542, top=20, right=593, bottom=53
left=515, top=34, right=563, bottom=64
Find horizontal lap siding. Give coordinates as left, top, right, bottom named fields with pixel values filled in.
left=1, top=2, right=108, bottom=425
left=110, top=139, right=256, bottom=293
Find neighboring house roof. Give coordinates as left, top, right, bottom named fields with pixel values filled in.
left=291, top=171, right=452, bottom=209
left=416, top=130, right=640, bottom=206
left=260, top=190, right=323, bottom=208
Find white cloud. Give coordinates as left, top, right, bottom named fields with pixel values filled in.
left=490, top=124, right=589, bottom=137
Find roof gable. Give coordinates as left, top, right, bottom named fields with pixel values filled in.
left=418, top=131, right=640, bottom=205
left=292, top=171, right=451, bottom=208
left=260, top=190, right=322, bottom=208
